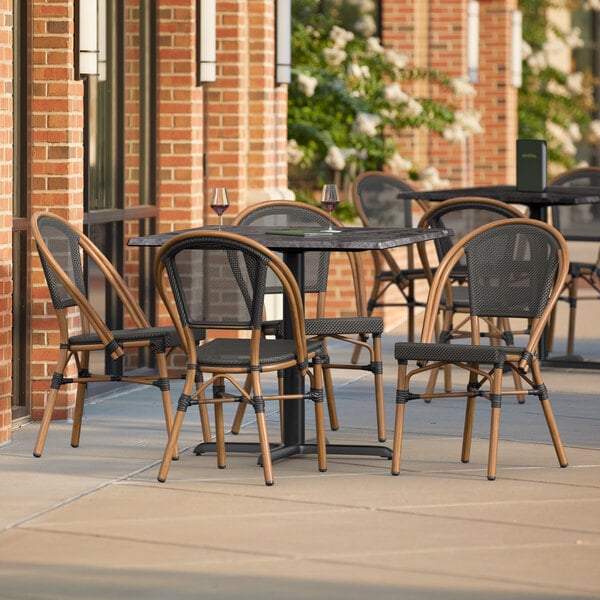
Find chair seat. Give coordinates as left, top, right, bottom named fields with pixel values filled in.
left=196, top=337, right=323, bottom=367
left=304, top=316, right=384, bottom=336
left=394, top=341, right=505, bottom=364
left=70, top=326, right=204, bottom=348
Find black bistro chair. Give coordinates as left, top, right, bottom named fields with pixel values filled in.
left=230, top=201, right=387, bottom=441
left=391, top=219, right=569, bottom=480
left=154, top=230, right=327, bottom=485
left=30, top=211, right=199, bottom=458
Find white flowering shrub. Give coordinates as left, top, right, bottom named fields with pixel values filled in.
left=519, top=0, right=598, bottom=174
left=287, top=0, right=479, bottom=201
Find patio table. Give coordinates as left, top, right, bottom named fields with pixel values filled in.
left=129, top=224, right=453, bottom=462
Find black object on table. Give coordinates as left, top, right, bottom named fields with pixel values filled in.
left=396, top=185, right=600, bottom=369
left=129, top=224, right=453, bottom=462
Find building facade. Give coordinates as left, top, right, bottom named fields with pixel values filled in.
left=0, top=0, right=521, bottom=443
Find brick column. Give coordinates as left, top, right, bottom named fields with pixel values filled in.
left=0, top=0, right=13, bottom=443
left=29, top=0, right=85, bottom=421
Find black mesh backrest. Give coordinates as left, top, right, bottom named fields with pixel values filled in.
left=423, top=199, right=522, bottom=269
left=160, top=235, right=271, bottom=330
left=235, top=203, right=331, bottom=294
left=36, top=215, right=87, bottom=309
left=355, top=173, right=416, bottom=227
left=465, top=222, right=560, bottom=319
left=550, top=168, right=600, bottom=242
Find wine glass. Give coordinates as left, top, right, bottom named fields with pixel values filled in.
left=321, top=184, right=341, bottom=233
left=210, top=188, right=230, bottom=230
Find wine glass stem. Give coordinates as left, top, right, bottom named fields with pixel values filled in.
left=219, top=215, right=223, bottom=230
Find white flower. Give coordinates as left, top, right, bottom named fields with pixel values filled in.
left=384, top=49, right=409, bottom=69
left=568, top=122, right=582, bottom=143
left=366, top=36, right=384, bottom=54
left=564, top=27, right=584, bottom=49
left=589, top=119, right=600, bottom=141
left=450, top=78, right=476, bottom=98
left=547, top=121, right=577, bottom=156
left=297, top=73, right=318, bottom=97
left=566, top=72, right=584, bottom=95
left=521, top=40, right=533, bottom=61
left=286, top=139, right=304, bottom=166
left=324, top=146, right=346, bottom=171
left=329, top=25, right=354, bottom=49
left=348, top=62, right=370, bottom=79
left=419, top=166, right=450, bottom=190
left=584, top=0, right=600, bottom=9
left=404, top=98, right=424, bottom=118
left=354, top=15, right=377, bottom=37
left=353, top=112, right=381, bottom=136
left=386, top=152, right=412, bottom=173
left=442, top=124, right=467, bottom=143
left=383, top=82, right=409, bottom=105
left=455, top=109, right=483, bottom=134
left=527, top=51, right=547, bottom=74
left=323, top=47, right=347, bottom=67
left=546, top=80, right=568, bottom=97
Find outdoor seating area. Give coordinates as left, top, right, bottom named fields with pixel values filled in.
left=1, top=296, right=599, bottom=598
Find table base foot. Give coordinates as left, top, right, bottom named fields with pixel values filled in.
left=193, top=441, right=392, bottom=465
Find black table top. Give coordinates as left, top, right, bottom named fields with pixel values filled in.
left=128, top=225, right=453, bottom=251
left=396, top=184, right=600, bottom=207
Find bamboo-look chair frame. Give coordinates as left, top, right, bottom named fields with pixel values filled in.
left=229, top=200, right=387, bottom=441
left=31, top=211, right=187, bottom=458
left=154, top=230, right=327, bottom=485
left=352, top=171, right=431, bottom=343
left=416, top=197, right=527, bottom=397
left=391, top=218, right=570, bottom=480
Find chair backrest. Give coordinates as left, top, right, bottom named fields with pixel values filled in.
left=417, top=197, right=526, bottom=277
left=352, top=171, right=425, bottom=228
left=232, top=200, right=368, bottom=318
left=549, top=167, right=600, bottom=243
left=233, top=200, right=331, bottom=294
left=31, top=211, right=152, bottom=356
left=154, top=230, right=309, bottom=360
left=422, top=219, right=569, bottom=354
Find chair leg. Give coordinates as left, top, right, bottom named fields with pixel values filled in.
left=70, top=380, right=88, bottom=448
left=254, top=406, right=274, bottom=486
left=487, top=366, right=503, bottom=481
left=33, top=349, right=70, bottom=457
left=322, top=366, right=339, bottom=431
left=531, top=362, right=568, bottom=468
left=214, top=402, right=226, bottom=469
left=391, top=362, right=408, bottom=476
left=312, top=357, right=327, bottom=472
left=461, top=395, right=476, bottom=463
left=373, top=335, right=386, bottom=442
left=567, top=280, right=577, bottom=356
left=157, top=408, right=186, bottom=482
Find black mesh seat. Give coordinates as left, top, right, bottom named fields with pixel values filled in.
left=352, top=171, right=430, bottom=342
left=548, top=167, right=600, bottom=356
left=391, top=219, right=569, bottom=480
left=416, top=197, right=526, bottom=396
left=230, top=200, right=387, bottom=441
left=154, top=230, right=327, bottom=485
left=31, top=211, right=202, bottom=458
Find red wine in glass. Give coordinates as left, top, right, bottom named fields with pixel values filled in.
left=321, top=184, right=341, bottom=233
left=210, top=188, right=230, bottom=230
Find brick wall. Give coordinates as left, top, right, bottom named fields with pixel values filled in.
left=0, top=0, right=12, bottom=443
left=382, top=0, right=518, bottom=186
left=29, top=1, right=85, bottom=422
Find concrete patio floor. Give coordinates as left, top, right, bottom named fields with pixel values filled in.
left=1, top=298, right=599, bottom=599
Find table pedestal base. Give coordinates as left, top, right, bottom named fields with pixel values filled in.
left=193, top=441, right=392, bottom=464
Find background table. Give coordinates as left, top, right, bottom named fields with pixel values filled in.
left=129, top=224, right=453, bottom=462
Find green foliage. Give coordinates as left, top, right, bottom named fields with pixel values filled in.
left=518, top=0, right=597, bottom=173
left=287, top=0, right=478, bottom=193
